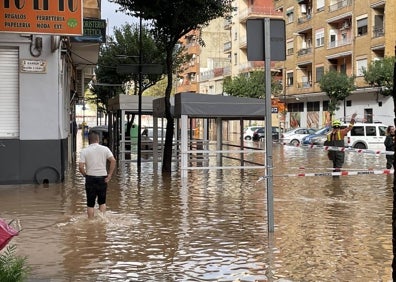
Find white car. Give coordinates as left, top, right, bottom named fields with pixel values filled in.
left=243, top=126, right=263, bottom=140
left=280, top=128, right=317, bottom=145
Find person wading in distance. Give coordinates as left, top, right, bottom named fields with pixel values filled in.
left=325, top=113, right=357, bottom=172
left=79, top=131, right=116, bottom=218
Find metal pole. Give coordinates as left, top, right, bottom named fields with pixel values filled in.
left=392, top=44, right=396, bottom=280
left=137, top=15, right=143, bottom=171
left=264, top=18, right=274, bottom=233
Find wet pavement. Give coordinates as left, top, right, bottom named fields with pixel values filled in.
left=0, top=135, right=393, bottom=281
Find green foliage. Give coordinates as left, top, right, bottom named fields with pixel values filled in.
left=110, top=0, right=234, bottom=172
left=223, top=71, right=282, bottom=99
left=93, top=23, right=165, bottom=112
left=319, top=71, right=355, bottom=114
left=0, top=245, right=30, bottom=282
left=363, top=56, right=395, bottom=96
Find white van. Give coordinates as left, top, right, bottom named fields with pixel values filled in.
left=345, top=123, right=387, bottom=150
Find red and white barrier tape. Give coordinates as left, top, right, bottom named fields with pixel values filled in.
left=281, top=143, right=394, bottom=156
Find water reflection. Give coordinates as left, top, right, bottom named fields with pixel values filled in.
left=0, top=141, right=393, bottom=281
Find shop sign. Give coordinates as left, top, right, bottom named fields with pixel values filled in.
left=70, top=18, right=106, bottom=43
left=1, top=0, right=83, bottom=35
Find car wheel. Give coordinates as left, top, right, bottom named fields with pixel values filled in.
left=290, top=139, right=300, bottom=146
left=353, top=142, right=366, bottom=149
left=245, top=136, right=251, bottom=140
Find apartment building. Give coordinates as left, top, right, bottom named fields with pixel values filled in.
left=197, top=0, right=395, bottom=130
left=273, top=0, right=396, bottom=127
left=176, top=29, right=201, bottom=93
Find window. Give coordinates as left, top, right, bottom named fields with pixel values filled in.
left=346, top=100, right=352, bottom=107
left=316, top=0, right=324, bottom=11
left=0, top=48, right=19, bottom=138
left=287, top=72, right=294, bottom=86
left=357, top=18, right=368, bottom=36
left=351, top=126, right=364, bottom=136
left=286, top=9, right=294, bottom=23
left=287, top=41, right=294, bottom=55
left=316, top=66, right=324, bottom=82
left=356, top=59, right=367, bottom=76
left=233, top=53, right=237, bottom=65
left=323, top=100, right=329, bottom=111
left=315, top=29, right=324, bottom=47
left=307, top=101, right=320, bottom=111
left=340, top=64, right=346, bottom=74
left=288, top=102, right=304, bottom=112
left=366, top=126, right=376, bottom=136
left=379, top=126, right=387, bottom=136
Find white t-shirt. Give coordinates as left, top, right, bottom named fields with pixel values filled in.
left=80, top=143, right=114, bottom=176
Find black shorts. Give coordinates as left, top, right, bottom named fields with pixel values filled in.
left=85, top=176, right=107, bottom=208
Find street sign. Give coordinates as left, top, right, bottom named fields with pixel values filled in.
left=246, top=19, right=286, bottom=61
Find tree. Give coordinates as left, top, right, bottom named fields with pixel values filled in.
left=363, top=56, right=395, bottom=96
left=318, top=70, right=355, bottom=118
left=93, top=23, right=165, bottom=131
left=223, top=70, right=282, bottom=98
left=111, top=0, right=234, bottom=173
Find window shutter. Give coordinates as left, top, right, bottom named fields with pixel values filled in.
left=0, top=48, right=19, bottom=138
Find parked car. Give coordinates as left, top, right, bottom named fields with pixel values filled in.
left=302, top=126, right=331, bottom=145
left=252, top=126, right=280, bottom=142
left=280, top=128, right=317, bottom=145
left=345, top=122, right=387, bottom=150
left=310, top=134, right=328, bottom=146
left=311, top=123, right=387, bottom=149
left=243, top=126, right=262, bottom=140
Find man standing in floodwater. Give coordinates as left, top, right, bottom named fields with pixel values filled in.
left=325, top=113, right=357, bottom=171
left=79, top=131, right=116, bottom=218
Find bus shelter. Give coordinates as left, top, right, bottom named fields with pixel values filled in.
left=107, top=94, right=161, bottom=162
left=154, top=92, right=267, bottom=178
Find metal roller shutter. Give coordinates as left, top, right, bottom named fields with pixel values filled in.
left=0, top=48, right=19, bottom=138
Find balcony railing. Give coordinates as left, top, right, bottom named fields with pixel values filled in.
left=373, top=26, right=384, bottom=38
left=329, top=0, right=352, bottom=13
left=224, top=18, right=232, bottom=30
left=328, top=37, right=352, bottom=48
left=224, top=41, right=231, bottom=53
left=297, top=81, right=312, bottom=89
left=297, top=14, right=312, bottom=24
left=297, top=47, right=312, bottom=57
left=239, top=6, right=282, bottom=21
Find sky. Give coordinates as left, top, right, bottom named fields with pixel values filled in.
left=101, top=0, right=136, bottom=36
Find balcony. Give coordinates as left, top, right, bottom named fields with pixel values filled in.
left=372, top=26, right=384, bottom=38
left=224, top=18, right=232, bottom=30
left=329, top=0, right=352, bottom=13
left=297, top=81, right=312, bottom=89
left=328, top=37, right=352, bottom=49
left=239, top=6, right=282, bottom=23
left=238, top=61, right=264, bottom=73
left=297, top=47, right=312, bottom=57
left=297, top=14, right=312, bottom=24
left=224, top=41, right=232, bottom=53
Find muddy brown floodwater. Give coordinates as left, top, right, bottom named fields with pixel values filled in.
left=0, top=136, right=393, bottom=281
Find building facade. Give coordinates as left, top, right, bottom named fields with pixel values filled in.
left=273, top=0, right=396, bottom=128
left=198, top=0, right=396, bottom=130
left=0, top=0, right=103, bottom=184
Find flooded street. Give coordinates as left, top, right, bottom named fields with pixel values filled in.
left=0, top=136, right=393, bottom=281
